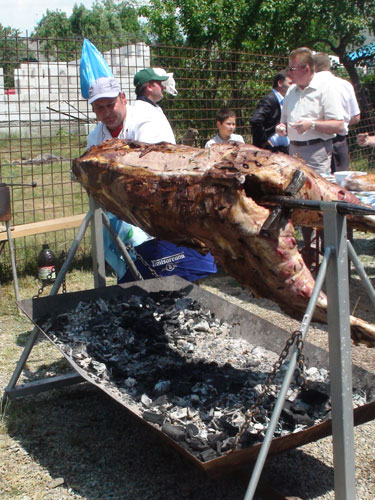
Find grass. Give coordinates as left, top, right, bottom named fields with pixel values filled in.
left=0, top=134, right=88, bottom=226
left=0, top=133, right=92, bottom=275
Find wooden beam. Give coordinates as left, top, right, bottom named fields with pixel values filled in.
left=0, top=214, right=86, bottom=241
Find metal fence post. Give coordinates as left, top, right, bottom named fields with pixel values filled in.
left=89, top=196, right=106, bottom=288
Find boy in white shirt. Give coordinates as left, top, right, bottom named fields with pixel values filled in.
left=205, top=107, right=244, bottom=147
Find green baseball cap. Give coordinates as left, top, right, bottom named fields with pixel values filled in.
left=134, top=68, right=168, bottom=87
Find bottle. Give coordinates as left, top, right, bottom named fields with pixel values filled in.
left=37, top=243, right=57, bottom=284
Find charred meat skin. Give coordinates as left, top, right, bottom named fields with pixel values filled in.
left=72, top=140, right=375, bottom=346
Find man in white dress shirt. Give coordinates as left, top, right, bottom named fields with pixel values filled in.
left=276, top=47, right=344, bottom=174
left=313, top=52, right=360, bottom=173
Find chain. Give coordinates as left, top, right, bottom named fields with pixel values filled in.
left=125, top=244, right=161, bottom=279
left=33, top=249, right=68, bottom=298
left=231, top=329, right=306, bottom=451
left=59, top=251, right=67, bottom=294
left=33, top=267, right=56, bottom=299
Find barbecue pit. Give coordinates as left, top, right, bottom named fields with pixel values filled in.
left=18, top=276, right=375, bottom=477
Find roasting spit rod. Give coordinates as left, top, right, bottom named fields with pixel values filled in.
left=262, top=196, right=375, bottom=217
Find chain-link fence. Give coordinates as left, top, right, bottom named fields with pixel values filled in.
left=0, top=36, right=374, bottom=277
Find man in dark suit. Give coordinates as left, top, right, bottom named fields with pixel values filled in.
left=250, top=70, right=292, bottom=153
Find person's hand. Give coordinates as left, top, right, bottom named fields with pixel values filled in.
left=290, top=120, right=314, bottom=135
left=357, top=133, right=375, bottom=147
left=275, top=123, right=287, bottom=136
left=357, top=133, right=368, bottom=146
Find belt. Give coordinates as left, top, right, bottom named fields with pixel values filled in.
left=290, top=138, right=329, bottom=147
left=333, top=134, right=347, bottom=143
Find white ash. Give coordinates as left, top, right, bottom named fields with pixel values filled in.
left=40, top=290, right=368, bottom=462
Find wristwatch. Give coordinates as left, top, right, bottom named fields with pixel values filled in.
left=311, top=121, right=316, bottom=131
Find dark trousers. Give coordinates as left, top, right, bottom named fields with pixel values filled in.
left=331, top=134, right=349, bottom=173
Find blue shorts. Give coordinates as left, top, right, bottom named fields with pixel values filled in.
left=118, top=239, right=217, bottom=283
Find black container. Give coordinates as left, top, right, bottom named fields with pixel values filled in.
left=37, top=243, right=56, bottom=284
left=0, top=183, right=11, bottom=221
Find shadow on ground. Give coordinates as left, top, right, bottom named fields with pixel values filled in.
left=4, top=384, right=335, bottom=500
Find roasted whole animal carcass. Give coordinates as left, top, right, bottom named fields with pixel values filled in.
left=343, top=172, right=375, bottom=192
left=72, top=140, right=375, bottom=346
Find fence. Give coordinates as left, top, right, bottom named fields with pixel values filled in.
left=0, top=35, right=374, bottom=277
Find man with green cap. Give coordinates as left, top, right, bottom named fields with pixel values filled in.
left=127, top=68, right=176, bottom=144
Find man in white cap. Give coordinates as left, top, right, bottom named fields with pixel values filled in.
left=86, top=76, right=154, bottom=278
left=87, top=76, right=130, bottom=147
left=86, top=73, right=217, bottom=283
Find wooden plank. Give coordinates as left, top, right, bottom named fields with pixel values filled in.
left=0, top=214, right=86, bottom=241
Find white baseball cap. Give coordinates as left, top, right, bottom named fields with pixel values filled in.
left=88, top=77, right=121, bottom=104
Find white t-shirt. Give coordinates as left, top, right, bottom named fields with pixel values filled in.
left=205, top=133, right=244, bottom=148
left=313, top=71, right=360, bottom=135
left=126, top=100, right=176, bottom=144
left=281, top=73, right=344, bottom=142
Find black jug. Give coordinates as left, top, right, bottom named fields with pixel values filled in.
left=37, top=243, right=56, bottom=284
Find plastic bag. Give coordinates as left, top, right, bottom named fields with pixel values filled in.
left=103, top=212, right=153, bottom=279
left=153, top=67, right=178, bottom=96
left=80, top=39, right=113, bottom=99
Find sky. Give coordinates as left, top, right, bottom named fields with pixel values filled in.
left=2, top=0, right=97, bottom=35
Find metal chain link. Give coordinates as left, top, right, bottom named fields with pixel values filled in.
left=59, top=251, right=67, bottom=294
left=34, top=249, right=68, bottom=298
left=33, top=267, right=56, bottom=299
left=232, top=329, right=306, bottom=451
left=125, top=244, right=161, bottom=279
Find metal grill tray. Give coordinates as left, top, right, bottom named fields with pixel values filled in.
left=19, top=276, right=375, bottom=476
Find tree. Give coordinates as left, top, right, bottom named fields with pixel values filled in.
left=32, top=1, right=146, bottom=61
left=139, top=0, right=263, bottom=49
left=0, top=25, right=28, bottom=88
left=251, top=0, right=375, bottom=116
left=141, top=0, right=375, bottom=116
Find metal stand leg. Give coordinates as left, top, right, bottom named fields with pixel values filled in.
left=5, top=220, right=20, bottom=303
left=324, top=206, right=356, bottom=500
left=244, top=202, right=357, bottom=500
left=243, top=245, right=332, bottom=500
left=89, top=196, right=106, bottom=288
left=4, top=210, right=93, bottom=399
left=4, top=204, right=147, bottom=400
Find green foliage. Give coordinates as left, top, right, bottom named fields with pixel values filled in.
left=141, top=0, right=375, bottom=58
left=0, top=25, right=28, bottom=88
left=142, top=0, right=375, bottom=116
left=32, top=1, right=146, bottom=61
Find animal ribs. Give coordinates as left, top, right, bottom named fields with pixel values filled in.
left=72, top=140, right=375, bottom=346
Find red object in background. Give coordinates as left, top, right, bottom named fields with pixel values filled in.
left=5, top=88, right=16, bottom=95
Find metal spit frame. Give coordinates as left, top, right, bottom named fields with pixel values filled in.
left=4, top=196, right=375, bottom=500
left=245, top=197, right=375, bottom=500
left=5, top=197, right=141, bottom=397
